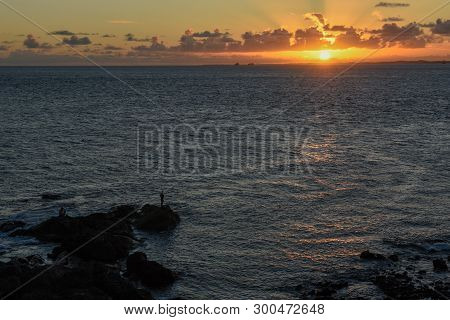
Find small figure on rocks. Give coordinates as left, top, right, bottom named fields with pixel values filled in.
left=160, top=191, right=165, bottom=208
left=58, top=207, right=66, bottom=218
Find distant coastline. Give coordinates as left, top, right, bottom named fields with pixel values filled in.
left=0, top=60, right=448, bottom=68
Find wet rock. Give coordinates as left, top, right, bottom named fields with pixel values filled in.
left=12, top=206, right=137, bottom=263
left=0, top=258, right=151, bottom=300
left=21, top=255, right=45, bottom=266
left=360, top=251, right=386, bottom=261
left=126, top=252, right=175, bottom=288
left=0, top=221, right=25, bottom=233
left=134, top=205, right=180, bottom=232
left=296, top=280, right=348, bottom=299
left=41, top=193, right=62, bottom=200
left=313, top=281, right=348, bottom=299
left=374, top=270, right=440, bottom=299
left=109, top=205, right=139, bottom=220
left=47, top=246, right=66, bottom=261
left=433, top=259, right=448, bottom=272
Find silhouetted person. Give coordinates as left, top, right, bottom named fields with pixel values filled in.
left=160, top=191, right=165, bottom=208
left=58, top=207, right=66, bottom=217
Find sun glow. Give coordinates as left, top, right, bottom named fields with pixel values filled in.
left=319, top=50, right=331, bottom=61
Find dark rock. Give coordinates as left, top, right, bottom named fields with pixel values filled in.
left=433, top=259, right=448, bottom=272
left=134, top=205, right=180, bottom=232
left=13, top=208, right=137, bottom=263
left=295, top=280, right=348, bottom=299
left=388, top=254, right=399, bottom=262
left=25, top=255, right=45, bottom=266
left=374, top=270, right=441, bottom=299
left=41, top=193, right=62, bottom=200
left=0, top=258, right=151, bottom=300
left=47, top=246, right=65, bottom=260
left=309, top=281, right=348, bottom=299
left=0, top=221, right=25, bottom=233
left=360, top=251, right=386, bottom=261
left=126, top=252, right=175, bottom=288
left=109, top=205, right=139, bottom=220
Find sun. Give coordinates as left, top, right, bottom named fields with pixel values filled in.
left=319, top=50, right=331, bottom=61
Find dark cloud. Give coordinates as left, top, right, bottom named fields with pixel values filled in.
left=192, top=29, right=224, bottom=38
left=50, top=30, right=75, bottom=36
left=177, top=29, right=241, bottom=51
left=431, top=19, right=450, bottom=35
left=132, top=36, right=167, bottom=52
left=23, top=34, right=53, bottom=49
left=375, top=2, right=410, bottom=7
left=419, top=23, right=436, bottom=28
left=333, top=28, right=380, bottom=49
left=62, top=35, right=91, bottom=46
left=324, top=25, right=350, bottom=32
left=382, top=17, right=404, bottom=22
left=124, top=33, right=149, bottom=42
left=23, top=34, right=40, bottom=48
left=0, top=45, right=8, bottom=51
left=8, top=12, right=449, bottom=59
left=305, top=13, right=326, bottom=27
left=374, top=23, right=429, bottom=48
left=294, top=27, right=328, bottom=50
left=150, top=36, right=166, bottom=50
left=242, top=29, right=292, bottom=51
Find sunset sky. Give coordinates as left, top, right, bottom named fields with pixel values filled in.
left=0, top=0, right=449, bottom=65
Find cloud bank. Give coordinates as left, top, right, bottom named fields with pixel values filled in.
left=375, top=2, right=410, bottom=7
left=23, top=35, right=53, bottom=49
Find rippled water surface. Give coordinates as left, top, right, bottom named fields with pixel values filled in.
left=0, top=65, right=449, bottom=298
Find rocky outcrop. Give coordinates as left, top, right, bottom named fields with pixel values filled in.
left=374, top=270, right=449, bottom=299
left=12, top=206, right=138, bottom=263
left=134, top=205, right=180, bottom=232
left=126, top=252, right=175, bottom=288
left=2, top=203, right=180, bottom=299
left=0, top=257, right=151, bottom=300
left=11, top=204, right=182, bottom=261
left=360, top=251, right=386, bottom=261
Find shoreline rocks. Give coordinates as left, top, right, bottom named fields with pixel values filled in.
left=0, top=257, right=151, bottom=299
left=11, top=207, right=136, bottom=263
left=10, top=204, right=180, bottom=263
left=295, top=251, right=450, bottom=300
left=135, top=205, right=180, bottom=232
left=1, top=203, right=180, bottom=299
left=126, top=252, right=176, bottom=288
left=360, top=250, right=386, bottom=261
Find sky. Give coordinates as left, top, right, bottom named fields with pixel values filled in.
left=0, top=0, right=449, bottom=65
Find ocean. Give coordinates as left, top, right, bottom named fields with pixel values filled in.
left=0, top=64, right=449, bottom=299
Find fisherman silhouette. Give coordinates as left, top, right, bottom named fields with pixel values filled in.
left=160, top=191, right=165, bottom=208
left=58, top=207, right=66, bottom=217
